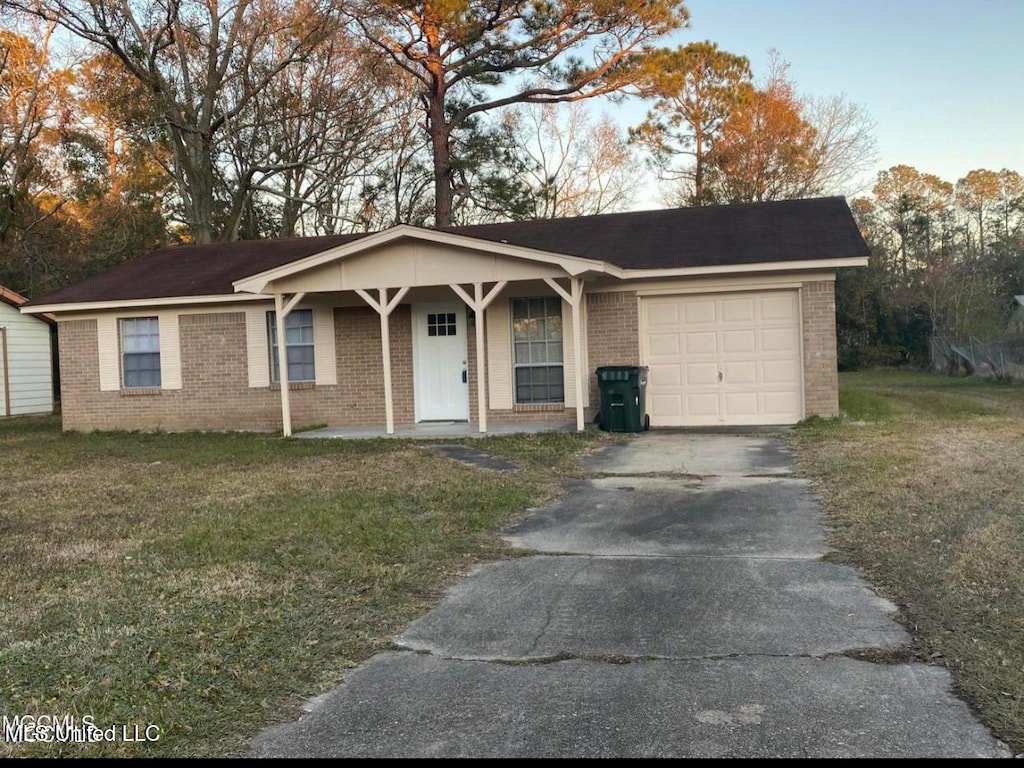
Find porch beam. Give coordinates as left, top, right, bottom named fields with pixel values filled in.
left=274, top=293, right=293, bottom=437
left=354, top=286, right=410, bottom=436
left=281, top=291, right=306, bottom=317
left=542, top=277, right=573, bottom=305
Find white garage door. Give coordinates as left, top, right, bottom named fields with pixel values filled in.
left=641, top=291, right=803, bottom=427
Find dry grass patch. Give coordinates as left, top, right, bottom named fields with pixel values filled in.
left=794, top=371, right=1024, bottom=753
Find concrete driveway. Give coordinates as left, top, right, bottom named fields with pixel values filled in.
left=250, top=432, right=1009, bottom=758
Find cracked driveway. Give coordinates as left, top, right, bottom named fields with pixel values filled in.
left=249, top=431, right=1009, bottom=758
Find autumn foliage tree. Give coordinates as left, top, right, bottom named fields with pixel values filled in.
left=6, top=0, right=342, bottom=243
left=839, top=164, right=1024, bottom=369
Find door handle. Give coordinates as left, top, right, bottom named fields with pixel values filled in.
left=718, top=370, right=723, bottom=382
left=462, top=370, right=468, bottom=384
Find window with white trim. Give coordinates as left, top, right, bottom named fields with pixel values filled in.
left=120, top=317, right=161, bottom=388
left=267, top=309, right=315, bottom=383
left=511, top=297, right=564, bottom=404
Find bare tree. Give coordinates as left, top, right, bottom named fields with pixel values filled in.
left=803, top=92, right=878, bottom=197
left=507, top=101, right=637, bottom=218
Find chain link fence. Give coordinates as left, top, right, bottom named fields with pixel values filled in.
left=930, top=335, right=1024, bottom=382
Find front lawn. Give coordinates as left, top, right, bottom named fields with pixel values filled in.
left=0, top=418, right=601, bottom=756
left=793, top=370, right=1024, bottom=753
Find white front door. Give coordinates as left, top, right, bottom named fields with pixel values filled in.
left=413, top=302, right=470, bottom=421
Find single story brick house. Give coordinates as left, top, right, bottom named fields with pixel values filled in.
left=23, top=197, right=868, bottom=435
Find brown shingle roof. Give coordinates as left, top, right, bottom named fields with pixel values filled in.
left=461, top=196, right=868, bottom=269
left=29, top=198, right=867, bottom=306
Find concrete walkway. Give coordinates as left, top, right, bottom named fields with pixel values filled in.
left=250, top=431, right=1010, bottom=758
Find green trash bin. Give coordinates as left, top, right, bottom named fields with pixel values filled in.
left=596, top=366, right=650, bottom=432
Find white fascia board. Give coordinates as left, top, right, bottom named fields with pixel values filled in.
left=21, top=293, right=272, bottom=316
left=617, top=257, right=869, bottom=280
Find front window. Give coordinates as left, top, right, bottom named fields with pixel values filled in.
left=267, top=309, right=315, bottom=383
left=120, top=317, right=161, bottom=388
left=512, top=297, right=564, bottom=404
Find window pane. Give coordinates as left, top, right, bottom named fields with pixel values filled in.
left=514, top=365, right=564, bottom=403
left=546, top=314, right=562, bottom=340
left=124, top=353, right=161, bottom=388
left=290, top=361, right=315, bottom=382
left=548, top=341, right=563, bottom=363
left=287, top=346, right=314, bottom=366
left=122, top=317, right=160, bottom=353
left=514, top=341, right=531, bottom=365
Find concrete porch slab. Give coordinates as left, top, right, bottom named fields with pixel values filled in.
left=294, top=421, right=577, bottom=440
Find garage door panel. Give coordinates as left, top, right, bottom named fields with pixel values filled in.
left=763, top=390, right=801, bottom=415
left=683, top=300, right=717, bottom=324
left=685, top=362, right=719, bottom=386
left=650, top=393, right=684, bottom=419
left=642, top=290, right=803, bottom=427
left=686, top=393, right=720, bottom=419
left=723, top=391, right=759, bottom=416
left=649, top=363, right=682, bottom=386
left=722, top=329, right=756, bottom=354
left=761, top=327, right=798, bottom=353
left=759, top=293, right=799, bottom=321
left=647, top=301, right=680, bottom=326
left=721, top=297, right=756, bottom=323
left=723, top=360, right=756, bottom=384
left=685, top=331, right=717, bottom=355
left=762, top=359, right=799, bottom=384
left=648, top=332, right=682, bottom=357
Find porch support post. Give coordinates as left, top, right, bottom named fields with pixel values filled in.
left=544, top=276, right=586, bottom=432
left=450, top=281, right=506, bottom=433
left=355, top=286, right=411, bottom=435
left=571, top=277, right=585, bottom=432
left=273, top=291, right=306, bottom=437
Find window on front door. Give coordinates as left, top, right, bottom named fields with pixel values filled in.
left=511, top=297, right=564, bottom=404
left=267, top=309, right=315, bottom=383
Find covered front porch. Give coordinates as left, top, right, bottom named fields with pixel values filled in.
left=233, top=226, right=618, bottom=437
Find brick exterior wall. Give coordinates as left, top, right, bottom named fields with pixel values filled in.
left=585, top=291, right=640, bottom=409
left=800, top=280, right=840, bottom=417
left=59, top=307, right=415, bottom=432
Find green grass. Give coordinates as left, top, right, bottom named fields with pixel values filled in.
left=0, top=417, right=604, bottom=757
left=793, top=370, right=1024, bottom=752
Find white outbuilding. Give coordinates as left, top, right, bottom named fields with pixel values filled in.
left=1, top=284, right=55, bottom=417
